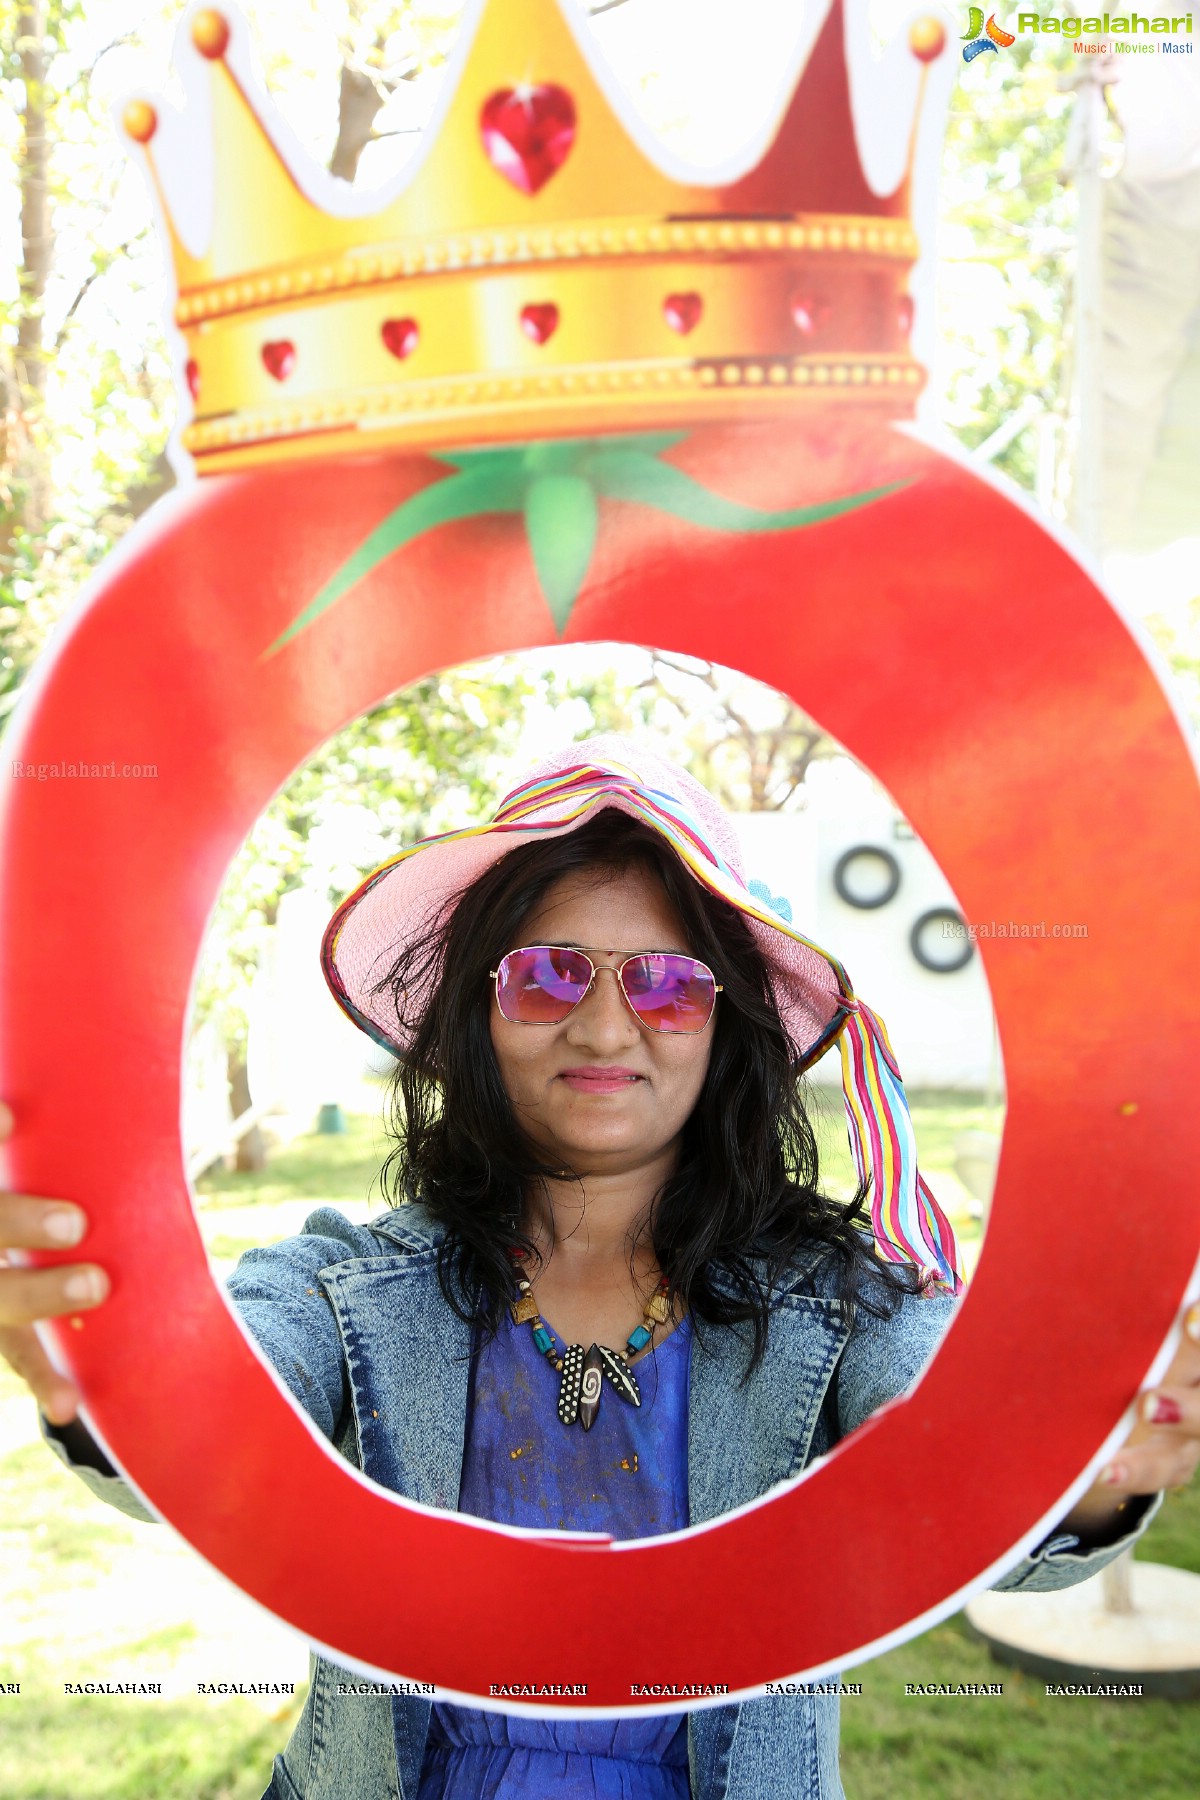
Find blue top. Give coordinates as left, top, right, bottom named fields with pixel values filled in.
left=414, top=1309, right=694, bottom=1800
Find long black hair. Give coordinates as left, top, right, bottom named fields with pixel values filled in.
left=373, top=809, right=918, bottom=1370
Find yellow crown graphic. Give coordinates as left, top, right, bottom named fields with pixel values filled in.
left=123, top=0, right=950, bottom=475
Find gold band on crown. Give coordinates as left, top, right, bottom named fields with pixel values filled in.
left=179, top=215, right=924, bottom=470
left=175, top=215, right=920, bottom=327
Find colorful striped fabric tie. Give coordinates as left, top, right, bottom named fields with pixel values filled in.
left=838, top=999, right=964, bottom=1293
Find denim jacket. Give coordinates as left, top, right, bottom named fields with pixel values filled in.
left=49, top=1203, right=1158, bottom=1800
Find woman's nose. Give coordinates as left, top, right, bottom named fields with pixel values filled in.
left=566, top=966, right=640, bottom=1045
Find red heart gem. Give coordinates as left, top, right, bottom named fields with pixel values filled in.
left=261, top=340, right=296, bottom=382
left=520, top=303, right=559, bottom=346
left=791, top=293, right=831, bottom=338
left=897, top=294, right=915, bottom=335
left=480, top=84, right=576, bottom=195
left=185, top=359, right=201, bottom=401
left=664, top=293, right=703, bottom=335
left=381, top=318, right=420, bottom=361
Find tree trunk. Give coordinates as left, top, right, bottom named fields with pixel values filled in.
left=227, top=1050, right=267, bottom=1172
left=14, top=1, right=53, bottom=534
left=329, top=63, right=385, bottom=182
left=124, top=448, right=177, bottom=520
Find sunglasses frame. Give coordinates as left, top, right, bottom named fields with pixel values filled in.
left=489, top=944, right=723, bottom=1034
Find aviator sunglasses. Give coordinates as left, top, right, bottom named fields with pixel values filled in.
left=491, top=945, right=722, bottom=1034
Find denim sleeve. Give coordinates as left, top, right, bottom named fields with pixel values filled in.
left=836, top=1283, right=958, bottom=1439
left=837, top=1283, right=1162, bottom=1591
left=223, top=1205, right=370, bottom=1438
left=41, top=1205, right=375, bottom=1517
left=988, top=1490, right=1164, bottom=1591
left=40, top=1413, right=160, bottom=1523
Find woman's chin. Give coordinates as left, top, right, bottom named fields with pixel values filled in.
left=532, top=1134, right=680, bottom=1182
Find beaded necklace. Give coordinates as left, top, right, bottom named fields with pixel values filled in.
left=507, top=1247, right=672, bottom=1430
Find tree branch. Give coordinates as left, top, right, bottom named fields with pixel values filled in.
left=85, top=32, right=137, bottom=80
left=52, top=234, right=144, bottom=349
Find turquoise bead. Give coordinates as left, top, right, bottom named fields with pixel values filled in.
left=627, top=1324, right=652, bottom=1351
left=533, top=1326, right=554, bottom=1354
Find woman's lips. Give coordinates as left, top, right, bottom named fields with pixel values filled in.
left=558, top=1067, right=643, bottom=1093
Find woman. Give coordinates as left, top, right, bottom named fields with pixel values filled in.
left=2, top=738, right=1198, bottom=1800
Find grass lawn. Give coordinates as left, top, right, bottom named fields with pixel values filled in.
left=0, top=1670, right=300, bottom=1800
left=195, top=1108, right=394, bottom=1213
left=3, top=1097, right=1195, bottom=1797
left=839, top=1603, right=1200, bottom=1800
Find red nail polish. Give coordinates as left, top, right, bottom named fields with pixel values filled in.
left=1145, top=1394, right=1183, bottom=1425
left=1101, top=1462, right=1127, bottom=1486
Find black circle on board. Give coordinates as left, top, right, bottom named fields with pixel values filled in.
left=832, top=844, right=902, bottom=910
left=910, top=907, right=975, bottom=974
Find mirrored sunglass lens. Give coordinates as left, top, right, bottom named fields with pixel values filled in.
left=622, top=955, right=715, bottom=1031
left=497, top=947, right=592, bottom=1022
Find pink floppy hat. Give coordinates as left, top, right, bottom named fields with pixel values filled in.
left=321, top=736, right=962, bottom=1291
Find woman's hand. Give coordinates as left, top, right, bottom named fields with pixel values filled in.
left=0, top=1100, right=110, bottom=1425
left=1058, top=1298, right=1200, bottom=1542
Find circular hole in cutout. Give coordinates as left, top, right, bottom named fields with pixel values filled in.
left=187, top=645, right=1001, bottom=1306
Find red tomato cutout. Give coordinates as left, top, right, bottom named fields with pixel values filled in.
left=1, top=419, right=1198, bottom=1707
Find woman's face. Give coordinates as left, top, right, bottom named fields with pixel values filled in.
left=489, top=861, right=715, bottom=1181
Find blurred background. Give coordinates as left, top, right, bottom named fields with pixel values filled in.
left=1, top=2, right=1197, bottom=1796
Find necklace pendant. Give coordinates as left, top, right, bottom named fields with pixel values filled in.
left=598, top=1345, right=641, bottom=1408
left=557, top=1343, right=585, bottom=1426
left=578, top=1343, right=605, bottom=1431
left=555, top=1340, right=644, bottom=1427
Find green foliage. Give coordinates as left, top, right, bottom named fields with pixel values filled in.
left=0, top=0, right=181, bottom=701
left=935, top=43, right=1129, bottom=493
left=938, top=41, right=1111, bottom=494
left=1145, top=600, right=1200, bottom=734
left=0, top=1, right=464, bottom=703
left=191, top=660, right=539, bottom=1054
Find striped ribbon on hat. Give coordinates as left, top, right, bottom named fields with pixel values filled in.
left=837, top=998, right=964, bottom=1293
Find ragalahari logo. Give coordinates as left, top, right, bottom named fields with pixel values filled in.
left=962, top=7, right=1018, bottom=54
